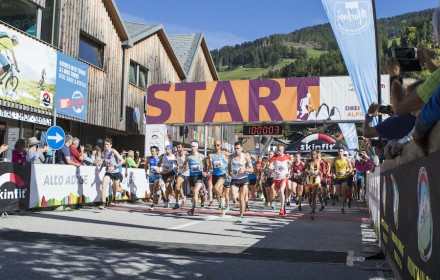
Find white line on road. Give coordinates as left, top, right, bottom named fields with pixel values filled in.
left=170, top=215, right=230, bottom=230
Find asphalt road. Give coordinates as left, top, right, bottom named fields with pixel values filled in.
left=0, top=198, right=393, bottom=280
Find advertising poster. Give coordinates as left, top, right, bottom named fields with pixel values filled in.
left=55, top=52, right=89, bottom=120
left=0, top=25, right=57, bottom=110
left=380, top=151, right=439, bottom=279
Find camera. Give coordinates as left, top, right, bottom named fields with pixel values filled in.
left=389, top=47, right=422, bottom=72
left=371, top=139, right=388, bottom=149
left=378, top=105, right=394, bottom=115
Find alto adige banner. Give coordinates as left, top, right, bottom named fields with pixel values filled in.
left=29, top=165, right=149, bottom=208
left=321, top=0, right=379, bottom=117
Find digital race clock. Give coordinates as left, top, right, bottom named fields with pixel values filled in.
left=243, top=125, right=283, bottom=135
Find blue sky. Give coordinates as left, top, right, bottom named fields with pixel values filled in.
left=115, top=0, right=439, bottom=50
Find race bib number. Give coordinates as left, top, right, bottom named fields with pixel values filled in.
left=164, top=163, right=174, bottom=170
left=214, top=160, right=223, bottom=168
left=232, top=166, right=241, bottom=175
left=190, top=165, right=200, bottom=172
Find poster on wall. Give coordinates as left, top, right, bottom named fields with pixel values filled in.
left=0, top=25, right=57, bottom=110
left=55, top=52, right=88, bottom=120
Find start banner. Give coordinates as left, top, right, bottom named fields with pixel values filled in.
left=380, top=151, right=440, bottom=279
left=146, top=76, right=389, bottom=125
left=29, top=165, right=149, bottom=207
left=0, top=163, right=31, bottom=212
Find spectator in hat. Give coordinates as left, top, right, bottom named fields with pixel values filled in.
left=26, top=137, right=49, bottom=164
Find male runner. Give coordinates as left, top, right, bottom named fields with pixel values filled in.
left=269, top=144, right=291, bottom=216
left=184, top=141, right=206, bottom=215
left=173, top=143, right=188, bottom=209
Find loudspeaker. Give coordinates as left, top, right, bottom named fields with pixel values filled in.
left=260, top=136, right=268, bottom=145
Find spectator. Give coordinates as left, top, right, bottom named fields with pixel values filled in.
left=363, top=102, right=415, bottom=141
left=126, top=150, right=138, bottom=168
left=57, top=135, right=80, bottom=167
left=412, top=83, right=440, bottom=156
left=70, top=137, right=84, bottom=164
left=82, top=144, right=95, bottom=166
left=26, top=137, right=49, bottom=164
left=134, top=150, right=142, bottom=167
left=385, top=8, right=440, bottom=115
left=12, top=139, right=26, bottom=165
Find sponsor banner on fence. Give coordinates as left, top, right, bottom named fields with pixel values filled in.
left=380, top=151, right=440, bottom=279
left=29, top=165, right=149, bottom=208
left=367, top=166, right=381, bottom=247
left=0, top=163, right=31, bottom=212
left=55, top=52, right=88, bottom=120
left=0, top=24, right=57, bottom=110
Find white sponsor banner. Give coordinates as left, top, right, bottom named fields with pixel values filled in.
left=309, top=75, right=389, bottom=121
left=145, top=124, right=166, bottom=157
left=29, top=165, right=149, bottom=208
left=367, top=166, right=381, bottom=247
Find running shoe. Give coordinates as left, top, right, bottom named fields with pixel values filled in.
left=341, top=208, right=345, bottom=214
left=164, top=202, right=169, bottom=208
left=224, top=205, right=230, bottom=212
left=98, top=204, right=106, bottom=210
left=279, top=209, right=286, bottom=216
left=172, top=203, right=180, bottom=209
left=187, top=208, right=195, bottom=216
left=264, top=202, right=269, bottom=207
left=319, top=205, right=325, bottom=211
left=220, top=209, right=226, bottom=217
left=286, top=201, right=291, bottom=206
left=149, top=205, right=155, bottom=210
left=208, top=201, right=213, bottom=207
left=236, top=216, right=244, bottom=224
left=270, top=204, right=276, bottom=211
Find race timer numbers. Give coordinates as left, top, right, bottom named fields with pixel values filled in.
left=243, top=125, right=283, bottom=135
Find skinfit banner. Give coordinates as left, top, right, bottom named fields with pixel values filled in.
left=321, top=0, right=379, bottom=116
left=380, top=150, right=440, bottom=279
left=0, top=163, right=31, bottom=212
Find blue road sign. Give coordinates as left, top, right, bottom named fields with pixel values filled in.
left=46, top=126, right=65, bottom=150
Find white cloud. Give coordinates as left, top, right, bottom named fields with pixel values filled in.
left=119, top=12, right=248, bottom=50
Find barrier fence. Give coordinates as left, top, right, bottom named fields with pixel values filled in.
left=0, top=163, right=150, bottom=212
left=380, top=150, right=439, bottom=279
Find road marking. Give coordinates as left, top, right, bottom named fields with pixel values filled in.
left=170, top=215, right=219, bottom=230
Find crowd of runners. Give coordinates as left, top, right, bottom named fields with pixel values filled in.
left=108, top=139, right=369, bottom=224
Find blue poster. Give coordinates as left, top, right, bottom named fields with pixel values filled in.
left=321, top=0, right=378, bottom=121
left=55, top=52, right=88, bottom=120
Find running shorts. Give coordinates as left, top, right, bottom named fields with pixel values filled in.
left=230, top=177, right=249, bottom=188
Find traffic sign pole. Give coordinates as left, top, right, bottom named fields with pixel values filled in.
left=52, top=109, right=57, bottom=164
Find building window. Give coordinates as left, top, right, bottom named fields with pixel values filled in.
left=129, top=60, right=148, bottom=89
left=40, top=0, right=60, bottom=46
left=79, top=33, right=104, bottom=69
left=0, top=0, right=37, bottom=36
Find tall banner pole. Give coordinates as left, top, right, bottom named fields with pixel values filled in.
left=371, top=0, right=382, bottom=123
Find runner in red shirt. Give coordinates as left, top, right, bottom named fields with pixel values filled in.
left=269, top=144, right=291, bottom=216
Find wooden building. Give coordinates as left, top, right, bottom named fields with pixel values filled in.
left=0, top=0, right=233, bottom=157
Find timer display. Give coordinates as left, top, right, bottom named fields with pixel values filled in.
left=243, top=125, right=283, bottom=135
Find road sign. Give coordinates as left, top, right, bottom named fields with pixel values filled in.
left=46, top=126, right=65, bottom=150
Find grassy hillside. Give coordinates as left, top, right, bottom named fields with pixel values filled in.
left=218, top=48, right=327, bottom=81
